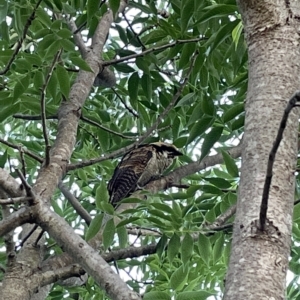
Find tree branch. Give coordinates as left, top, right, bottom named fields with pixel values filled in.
left=0, top=138, right=43, bottom=163
left=0, top=196, right=33, bottom=205
left=0, top=206, right=34, bottom=237
left=58, top=182, right=91, bottom=225
left=81, top=115, right=136, bottom=140
left=102, top=38, right=206, bottom=67
left=41, top=49, right=62, bottom=166
left=35, top=203, right=140, bottom=300
left=259, top=90, right=300, bottom=231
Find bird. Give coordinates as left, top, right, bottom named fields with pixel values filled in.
left=108, top=142, right=183, bottom=207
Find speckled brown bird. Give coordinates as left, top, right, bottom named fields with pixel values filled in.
left=108, top=142, right=182, bottom=207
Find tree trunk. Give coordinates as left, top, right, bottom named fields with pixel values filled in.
left=224, top=2, right=300, bottom=299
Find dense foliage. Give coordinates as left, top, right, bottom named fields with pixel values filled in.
left=1, top=0, right=299, bottom=299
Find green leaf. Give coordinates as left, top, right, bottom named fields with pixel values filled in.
left=205, top=177, right=232, bottom=189
left=0, top=0, right=8, bottom=23
left=156, top=234, right=168, bottom=258
left=177, top=290, right=216, bottom=300
left=85, top=213, right=104, bottom=241
left=109, top=0, right=120, bottom=18
left=142, top=29, right=167, bottom=45
left=223, top=102, right=244, bottom=123
left=95, top=180, right=109, bottom=209
left=213, top=234, right=224, bottom=263
left=114, top=63, right=135, bottom=73
left=196, top=4, right=237, bottom=24
left=168, top=233, right=180, bottom=263
left=221, top=150, right=239, bottom=177
left=128, top=72, right=139, bottom=101
left=116, top=226, right=128, bottom=248
left=87, top=0, right=99, bottom=25
left=198, top=233, right=211, bottom=265
left=293, top=203, right=300, bottom=221
left=144, top=291, right=171, bottom=300
left=56, top=64, right=70, bottom=98
left=0, top=103, right=20, bottom=123
left=13, top=75, right=30, bottom=101
left=141, top=73, right=152, bottom=100
left=200, top=126, right=223, bottom=161
left=176, top=93, right=195, bottom=107
left=187, top=116, right=214, bottom=145
left=181, top=233, right=193, bottom=265
left=170, top=265, right=189, bottom=291
left=181, top=0, right=194, bottom=33
left=70, top=57, right=93, bottom=72
left=201, top=97, right=215, bottom=116
left=102, top=218, right=115, bottom=250
left=232, top=21, right=244, bottom=49
left=0, top=150, right=7, bottom=168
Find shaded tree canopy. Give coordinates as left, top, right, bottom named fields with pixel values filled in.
left=0, top=0, right=300, bottom=299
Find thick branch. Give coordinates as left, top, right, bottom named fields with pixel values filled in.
left=0, top=206, right=34, bottom=237
left=35, top=203, right=140, bottom=300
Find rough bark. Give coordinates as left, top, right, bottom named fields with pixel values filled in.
left=224, top=1, right=300, bottom=299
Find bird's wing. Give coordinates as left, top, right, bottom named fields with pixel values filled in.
left=108, top=146, right=153, bottom=207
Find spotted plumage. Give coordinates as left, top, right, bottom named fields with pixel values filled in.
left=108, top=142, right=182, bottom=207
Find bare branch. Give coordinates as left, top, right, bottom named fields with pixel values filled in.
left=58, top=182, right=92, bottom=225
left=0, top=206, right=34, bottom=237
left=66, top=17, right=87, bottom=57
left=35, top=203, right=141, bottom=300
left=81, top=115, right=136, bottom=140
left=0, top=196, right=33, bottom=205
left=0, top=0, right=43, bottom=75
left=103, top=38, right=205, bottom=67
left=259, top=91, right=300, bottom=231
left=0, top=138, right=43, bottom=163
left=0, top=168, right=25, bottom=197
left=34, top=264, right=85, bottom=287
left=15, top=169, right=33, bottom=197
left=112, top=87, right=139, bottom=118
left=13, top=114, right=57, bottom=121
left=41, top=49, right=63, bottom=166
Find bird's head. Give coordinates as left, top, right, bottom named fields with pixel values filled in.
left=150, top=142, right=183, bottom=158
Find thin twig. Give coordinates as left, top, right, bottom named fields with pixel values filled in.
left=0, top=0, right=43, bottom=75
left=16, top=224, right=38, bottom=250
left=13, top=114, right=57, bottom=120
left=81, top=115, right=136, bottom=140
left=122, top=11, right=146, bottom=50
left=41, top=49, right=62, bottom=166
left=112, top=87, right=139, bottom=118
left=15, top=169, right=33, bottom=197
left=0, top=138, right=43, bottom=163
left=14, top=113, right=135, bottom=140
left=259, top=91, right=300, bottom=231
left=19, top=149, right=26, bottom=178
left=103, top=38, right=205, bottom=67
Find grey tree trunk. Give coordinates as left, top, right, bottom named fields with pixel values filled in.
left=224, top=1, right=300, bottom=299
